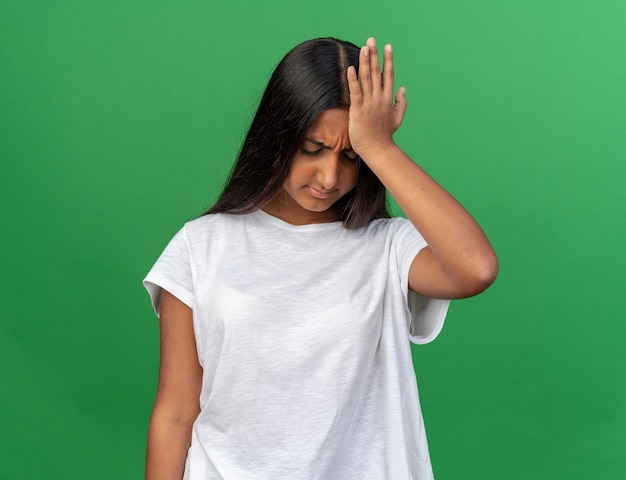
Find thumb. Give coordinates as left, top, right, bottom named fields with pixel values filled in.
left=393, top=86, right=408, bottom=129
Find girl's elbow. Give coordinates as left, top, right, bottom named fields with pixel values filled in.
left=471, top=251, right=499, bottom=294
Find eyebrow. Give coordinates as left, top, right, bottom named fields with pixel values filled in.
left=305, top=137, right=354, bottom=152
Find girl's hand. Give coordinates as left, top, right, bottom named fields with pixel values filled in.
left=347, top=37, right=407, bottom=160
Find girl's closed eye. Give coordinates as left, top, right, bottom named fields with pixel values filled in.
left=301, top=148, right=358, bottom=161
left=302, top=148, right=322, bottom=156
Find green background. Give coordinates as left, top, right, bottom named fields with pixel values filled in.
left=1, top=0, right=624, bottom=478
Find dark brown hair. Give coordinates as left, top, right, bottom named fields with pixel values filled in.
left=206, top=37, right=390, bottom=228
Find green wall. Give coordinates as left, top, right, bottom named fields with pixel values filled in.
left=1, top=1, right=624, bottom=478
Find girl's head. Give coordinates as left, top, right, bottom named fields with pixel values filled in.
left=208, top=37, right=390, bottom=228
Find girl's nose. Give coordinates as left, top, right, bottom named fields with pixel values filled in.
left=317, top=154, right=341, bottom=190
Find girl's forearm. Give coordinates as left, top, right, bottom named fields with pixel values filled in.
left=145, top=410, right=194, bottom=480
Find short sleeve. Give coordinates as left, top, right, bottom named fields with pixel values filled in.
left=392, top=218, right=450, bottom=344
left=143, top=225, right=194, bottom=316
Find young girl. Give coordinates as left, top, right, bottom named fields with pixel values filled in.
left=144, top=37, right=498, bottom=480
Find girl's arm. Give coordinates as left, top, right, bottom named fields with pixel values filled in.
left=347, top=38, right=498, bottom=299
left=146, top=289, right=202, bottom=480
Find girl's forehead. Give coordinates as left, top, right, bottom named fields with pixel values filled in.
left=306, top=108, right=351, bottom=148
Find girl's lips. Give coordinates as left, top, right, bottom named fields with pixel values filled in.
left=308, top=186, right=334, bottom=199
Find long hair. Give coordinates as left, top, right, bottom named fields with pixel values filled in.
left=206, top=37, right=390, bottom=228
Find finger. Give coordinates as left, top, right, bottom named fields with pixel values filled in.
left=382, top=43, right=394, bottom=104
left=347, top=65, right=362, bottom=107
left=393, top=86, right=408, bottom=130
left=358, top=44, right=371, bottom=99
left=367, top=37, right=382, bottom=93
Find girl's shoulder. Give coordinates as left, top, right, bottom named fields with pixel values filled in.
left=183, top=211, right=244, bottom=232
left=364, top=215, right=412, bottom=234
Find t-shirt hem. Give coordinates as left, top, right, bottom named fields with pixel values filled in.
left=408, top=295, right=450, bottom=345
left=143, top=273, right=194, bottom=316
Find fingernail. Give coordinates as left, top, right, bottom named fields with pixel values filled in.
left=362, top=46, right=369, bottom=57
left=385, top=43, right=392, bottom=53
left=368, top=37, right=376, bottom=47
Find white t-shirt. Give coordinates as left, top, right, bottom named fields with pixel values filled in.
left=144, top=210, right=449, bottom=480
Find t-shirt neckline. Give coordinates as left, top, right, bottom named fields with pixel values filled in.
left=254, top=209, right=344, bottom=232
